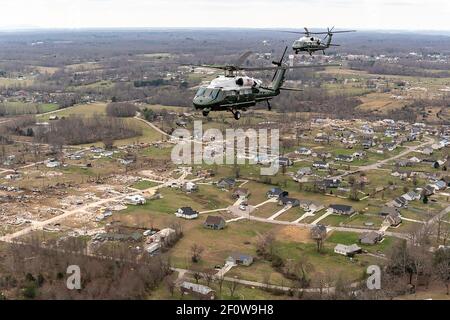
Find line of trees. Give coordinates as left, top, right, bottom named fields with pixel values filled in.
left=0, top=239, right=171, bottom=299
left=106, top=102, right=138, bottom=117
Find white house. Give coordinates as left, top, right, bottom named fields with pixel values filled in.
left=401, top=191, right=420, bottom=201
left=145, top=242, right=161, bottom=255
left=125, top=194, right=146, bottom=205
left=334, top=244, right=362, bottom=257
left=46, top=160, right=60, bottom=168
left=175, top=207, right=199, bottom=220
left=183, top=181, right=198, bottom=192
left=296, top=147, right=312, bottom=156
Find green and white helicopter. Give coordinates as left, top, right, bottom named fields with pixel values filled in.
left=284, top=27, right=356, bottom=55
left=192, top=47, right=339, bottom=120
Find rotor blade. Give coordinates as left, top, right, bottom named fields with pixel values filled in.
left=329, top=30, right=356, bottom=33
left=241, top=63, right=342, bottom=71
left=272, top=30, right=311, bottom=35
left=235, top=51, right=253, bottom=67
left=268, top=29, right=355, bottom=35
left=304, top=27, right=309, bottom=35
left=280, top=87, right=303, bottom=92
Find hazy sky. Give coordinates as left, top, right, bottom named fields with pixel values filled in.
left=0, top=0, right=449, bottom=31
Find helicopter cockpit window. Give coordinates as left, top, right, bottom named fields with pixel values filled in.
left=195, top=88, right=206, bottom=97
left=211, top=89, right=220, bottom=99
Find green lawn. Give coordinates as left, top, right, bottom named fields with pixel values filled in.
left=131, top=180, right=161, bottom=190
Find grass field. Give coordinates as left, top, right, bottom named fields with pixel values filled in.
left=37, top=102, right=107, bottom=120
left=131, top=180, right=161, bottom=190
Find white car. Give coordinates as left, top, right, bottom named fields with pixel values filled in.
left=239, top=204, right=247, bottom=211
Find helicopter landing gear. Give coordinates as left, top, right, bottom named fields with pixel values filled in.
left=267, top=100, right=271, bottom=111
left=229, top=109, right=241, bottom=120
left=202, top=109, right=210, bottom=117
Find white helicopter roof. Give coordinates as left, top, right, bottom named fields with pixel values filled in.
left=205, top=75, right=262, bottom=90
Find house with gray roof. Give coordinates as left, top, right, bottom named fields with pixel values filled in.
left=180, top=281, right=215, bottom=300
left=226, top=253, right=254, bottom=266
left=359, top=231, right=383, bottom=245
left=334, top=244, right=362, bottom=257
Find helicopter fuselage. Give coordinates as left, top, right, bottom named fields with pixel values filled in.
left=193, top=75, right=277, bottom=112
left=292, top=36, right=327, bottom=54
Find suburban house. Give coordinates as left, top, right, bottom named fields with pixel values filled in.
left=204, top=216, right=226, bottom=230
left=423, top=185, right=435, bottom=196
left=278, top=157, right=293, bottom=166
left=362, top=139, right=374, bottom=149
left=379, top=206, right=400, bottom=217
left=329, top=204, right=355, bottom=216
left=278, top=196, right=300, bottom=207
left=296, top=147, right=312, bottom=155
left=359, top=231, right=383, bottom=245
left=296, top=167, right=312, bottom=176
left=322, top=178, right=341, bottom=188
left=232, top=188, right=250, bottom=199
left=431, top=180, right=447, bottom=191
left=384, top=212, right=402, bottom=227
left=216, top=177, right=236, bottom=189
left=312, top=161, right=329, bottom=169
left=175, top=207, right=199, bottom=220
left=180, top=281, right=215, bottom=300
left=334, top=244, right=362, bottom=257
left=266, top=188, right=288, bottom=199
left=401, top=191, right=420, bottom=201
left=183, top=181, right=198, bottom=192
left=310, top=224, right=327, bottom=240
left=46, top=160, right=61, bottom=168
left=299, top=200, right=321, bottom=212
left=335, top=154, right=354, bottom=162
left=125, top=194, right=146, bottom=205
left=392, top=196, right=408, bottom=208
left=382, top=142, right=397, bottom=151
left=145, top=242, right=161, bottom=255
left=226, top=253, right=254, bottom=266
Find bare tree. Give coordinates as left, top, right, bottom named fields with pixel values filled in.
left=226, top=280, right=239, bottom=298
left=190, top=244, right=204, bottom=263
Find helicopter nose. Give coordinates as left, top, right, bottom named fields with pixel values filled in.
left=193, top=96, right=208, bottom=108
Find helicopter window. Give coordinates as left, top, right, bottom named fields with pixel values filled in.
left=195, top=88, right=206, bottom=97
left=208, top=89, right=220, bottom=99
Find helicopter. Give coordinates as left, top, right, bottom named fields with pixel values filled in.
left=191, top=47, right=340, bottom=120
left=281, top=27, right=356, bottom=55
